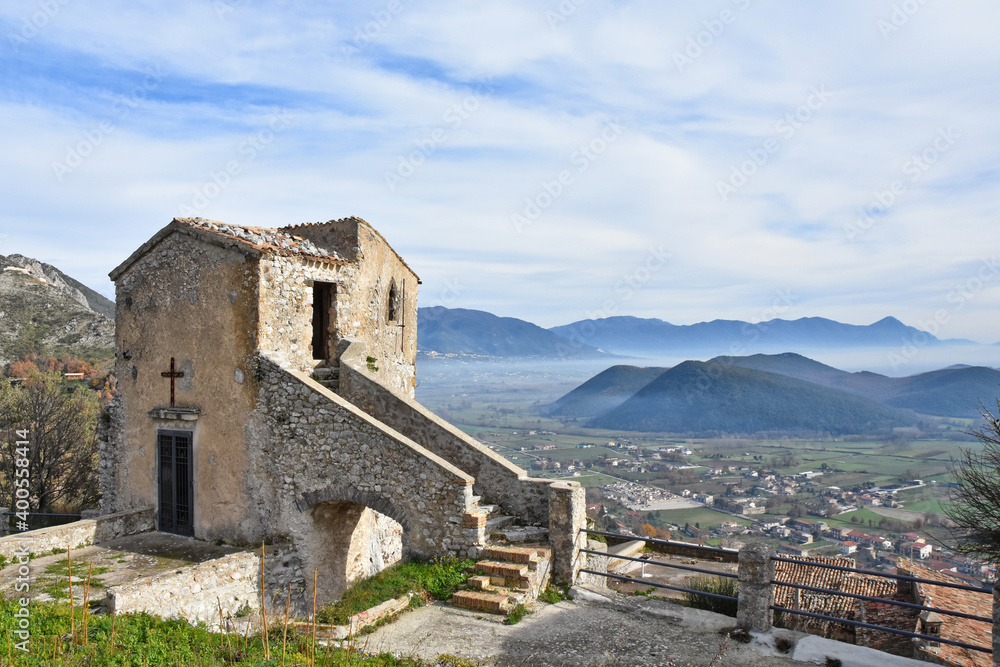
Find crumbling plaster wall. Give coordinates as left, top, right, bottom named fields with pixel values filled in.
left=108, top=231, right=261, bottom=541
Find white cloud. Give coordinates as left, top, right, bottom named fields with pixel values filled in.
left=1, top=0, right=999, bottom=342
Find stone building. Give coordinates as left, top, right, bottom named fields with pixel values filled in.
left=100, top=217, right=584, bottom=611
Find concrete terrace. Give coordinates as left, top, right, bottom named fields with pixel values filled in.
left=360, top=584, right=934, bottom=667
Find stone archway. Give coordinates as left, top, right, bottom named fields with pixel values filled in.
left=308, top=501, right=403, bottom=602
left=296, top=486, right=410, bottom=605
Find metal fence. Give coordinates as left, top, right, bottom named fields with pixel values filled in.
left=578, top=528, right=996, bottom=662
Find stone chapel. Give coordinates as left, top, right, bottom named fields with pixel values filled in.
left=100, top=217, right=585, bottom=610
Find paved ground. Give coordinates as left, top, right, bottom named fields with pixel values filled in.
left=0, top=533, right=242, bottom=605
left=359, top=585, right=928, bottom=667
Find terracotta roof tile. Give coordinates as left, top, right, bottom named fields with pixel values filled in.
left=176, top=217, right=344, bottom=263
left=907, top=562, right=992, bottom=667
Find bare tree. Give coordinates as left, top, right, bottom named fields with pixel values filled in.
left=0, top=371, right=100, bottom=512
left=945, top=399, right=1000, bottom=564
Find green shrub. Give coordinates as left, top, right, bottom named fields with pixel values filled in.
left=680, top=576, right=739, bottom=617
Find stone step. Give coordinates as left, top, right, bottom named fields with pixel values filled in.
left=475, top=560, right=529, bottom=580
left=482, top=545, right=551, bottom=567
left=450, top=590, right=515, bottom=614
left=497, top=525, right=549, bottom=543
left=486, top=515, right=515, bottom=531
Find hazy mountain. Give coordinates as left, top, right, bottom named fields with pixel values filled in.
left=418, top=307, right=610, bottom=359
left=880, top=366, right=1000, bottom=417
left=710, top=353, right=1000, bottom=418
left=549, top=315, right=974, bottom=356
left=0, top=255, right=115, bottom=366
left=547, top=364, right=667, bottom=418
left=588, top=360, right=917, bottom=435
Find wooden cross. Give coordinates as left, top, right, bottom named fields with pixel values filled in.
left=161, top=357, right=185, bottom=408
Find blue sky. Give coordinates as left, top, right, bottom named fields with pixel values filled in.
left=1, top=0, right=999, bottom=344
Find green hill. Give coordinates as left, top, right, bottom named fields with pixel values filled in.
left=587, top=360, right=917, bottom=435
left=711, top=352, right=1000, bottom=418
left=547, top=364, right=667, bottom=418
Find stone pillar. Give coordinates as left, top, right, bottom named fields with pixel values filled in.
left=993, top=580, right=1000, bottom=667
left=0, top=508, right=8, bottom=535
left=548, top=482, right=586, bottom=586
left=737, top=542, right=775, bottom=632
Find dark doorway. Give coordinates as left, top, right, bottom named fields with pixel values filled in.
left=158, top=430, right=194, bottom=536
left=312, top=282, right=335, bottom=361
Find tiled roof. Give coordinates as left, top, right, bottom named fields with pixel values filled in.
left=909, top=562, right=992, bottom=667
left=176, top=218, right=343, bottom=263
left=774, top=555, right=898, bottom=622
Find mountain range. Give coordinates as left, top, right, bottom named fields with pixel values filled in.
left=0, top=254, right=115, bottom=366
left=418, top=307, right=609, bottom=359
left=548, top=352, right=1000, bottom=435
left=548, top=315, right=976, bottom=357
left=416, top=307, right=981, bottom=359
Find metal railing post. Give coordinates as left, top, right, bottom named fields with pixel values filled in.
left=737, top=542, right=774, bottom=632
left=993, top=579, right=999, bottom=667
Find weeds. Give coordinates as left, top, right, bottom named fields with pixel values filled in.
left=317, top=558, right=473, bottom=625
left=504, top=604, right=528, bottom=625
left=680, top=577, right=739, bottom=617
left=538, top=585, right=570, bottom=604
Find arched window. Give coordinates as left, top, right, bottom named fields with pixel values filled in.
left=387, top=280, right=398, bottom=322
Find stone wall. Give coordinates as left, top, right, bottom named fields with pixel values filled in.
left=257, top=220, right=418, bottom=397
left=0, top=508, right=154, bottom=560
left=108, top=550, right=261, bottom=628
left=338, top=341, right=551, bottom=525
left=252, top=354, right=484, bottom=606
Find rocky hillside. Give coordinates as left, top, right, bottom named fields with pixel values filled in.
left=0, top=254, right=115, bottom=367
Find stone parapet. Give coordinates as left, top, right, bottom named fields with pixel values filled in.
left=0, top=507, right=154, bottom=560
left=108, top=551, right=261, bottom=628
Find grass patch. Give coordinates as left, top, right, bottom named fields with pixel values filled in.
left=317, top=558, right=474, bottom=625
left=0, top=597, right=420, bottom=665
left=43, top=560, right=111, bottom=577
left=680, top=576, right=739, bottom=618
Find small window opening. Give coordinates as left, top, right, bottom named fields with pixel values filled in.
left=387, top=281, right=398, bottom=323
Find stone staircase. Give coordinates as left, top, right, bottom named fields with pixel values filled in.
left=312, top=360, right=340, bottom=393
left=450, top=544, right=553, bottom=615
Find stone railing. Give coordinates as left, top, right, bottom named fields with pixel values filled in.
left=0, top=507, right=155, bottom=560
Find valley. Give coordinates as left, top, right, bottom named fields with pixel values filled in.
left=416, top=355, right=997, bottom=582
